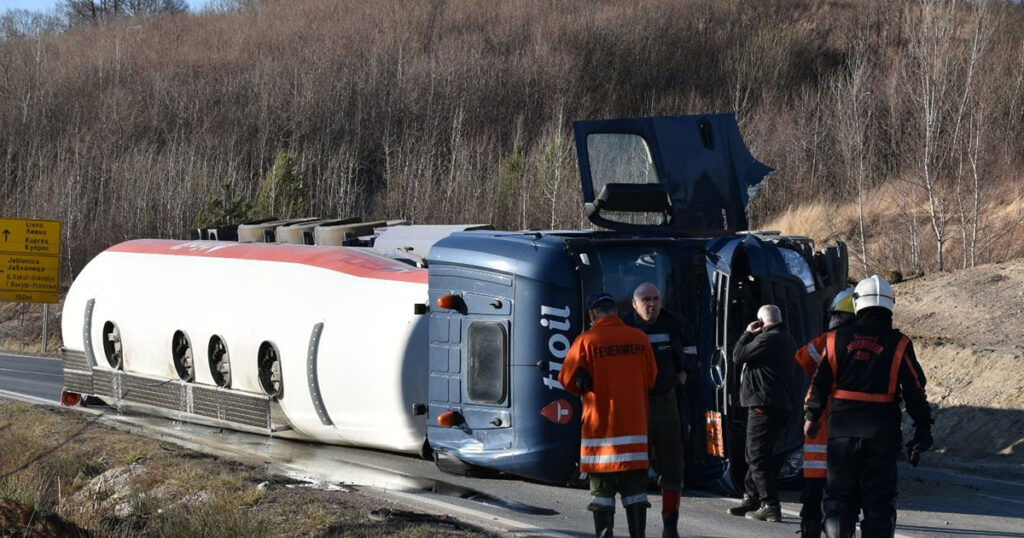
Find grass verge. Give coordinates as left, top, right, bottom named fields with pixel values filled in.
left=0, top=399, right=492, bottom=537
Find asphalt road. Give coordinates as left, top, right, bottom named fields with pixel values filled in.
left=1, top=352, right=1022, bottom=537
left=0, top=352, right=63, bottom=402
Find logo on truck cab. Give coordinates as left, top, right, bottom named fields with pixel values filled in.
left=540, top=304, right=571, bottom=390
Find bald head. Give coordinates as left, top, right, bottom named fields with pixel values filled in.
left=757, top=304, right=782, bottom=327
left=632, top=282, right=662, bottom=324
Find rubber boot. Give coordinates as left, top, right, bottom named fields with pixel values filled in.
left=823, top=515, right=854, bottom=538
left=745, top=501, right=782, bottom=522
left=593, top=510, right=614, bottom=538
left=625, top=503, right=647, bottom=538
left=800, top=517, right=823, bottom=538
left=726, top=495, right=760, bottom=516
left=661, top=511, right=679, bottom=538
left=661, top=488, right=680, bottom=538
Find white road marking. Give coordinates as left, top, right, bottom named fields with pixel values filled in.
left=0, top=367, right=61, bottom=377
left=0, top=353, right=61, bottom=362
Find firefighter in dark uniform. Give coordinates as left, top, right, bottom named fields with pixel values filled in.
left=804, top=275, right=934, bottom=538
left=624, top=282, right=697, bottom=538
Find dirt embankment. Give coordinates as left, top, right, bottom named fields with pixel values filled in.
left=0, top=298, right=63, bottom=355
left=893, top=259, right=1024, bottom=479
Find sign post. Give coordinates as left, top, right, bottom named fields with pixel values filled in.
left=0, top=218, right=62, bottom=351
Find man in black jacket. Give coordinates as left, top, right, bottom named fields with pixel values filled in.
left=804, top=275, right=933, bottom=538
left=624, top=283, right=697, bottom=538
left=726, top=304, right=797, bottom=523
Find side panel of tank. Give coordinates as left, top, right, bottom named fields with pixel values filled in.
left=62, top=247, right=427, bottom=453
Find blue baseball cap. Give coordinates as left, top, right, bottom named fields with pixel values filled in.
left=585, top=292, right=616, bottom=310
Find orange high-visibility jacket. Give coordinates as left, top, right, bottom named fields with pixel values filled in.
left=559, top=315, right=657, bottom=474
left=795, top=332, right=831, bottom=479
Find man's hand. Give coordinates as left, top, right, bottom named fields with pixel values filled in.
left=804, top=419, right=820, bottom=439
left=745, top=320, right=764, bottom=334
left=676, top=370, right=688, bottom=386
left=905, top=429, right=933, bottom=467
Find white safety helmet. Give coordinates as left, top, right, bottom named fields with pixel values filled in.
left=853, top=275, right=895, bottom=313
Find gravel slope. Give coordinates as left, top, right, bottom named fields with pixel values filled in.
left=893, top=260, right=1024, bottom=479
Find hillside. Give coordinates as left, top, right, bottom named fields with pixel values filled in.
left=1, top=0, right=1023, bottom=280
left=762, top=180, right=1024, bottom=280
left=893, top=260, right=1024, bottom=478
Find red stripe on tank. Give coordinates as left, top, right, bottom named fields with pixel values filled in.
left=106, top=239, right=428, bottom=284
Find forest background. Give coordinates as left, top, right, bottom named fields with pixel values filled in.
left=1, top=0, right=1023, bottom=281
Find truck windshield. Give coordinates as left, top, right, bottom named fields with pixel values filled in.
left=592, top=245, right=674, bottom=313
left=586, top=133, right=664, bottom=226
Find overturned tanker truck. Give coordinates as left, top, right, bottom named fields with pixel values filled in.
left=60, top=114, right=847, bottom=490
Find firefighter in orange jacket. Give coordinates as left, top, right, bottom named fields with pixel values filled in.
left=560, top=292, right=658, bottom=538
left=794, top=288, right=856, bottom=538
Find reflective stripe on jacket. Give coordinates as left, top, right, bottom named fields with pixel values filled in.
left=796, top=332, right=831, bottom=478
left=558, top=315, right=657, bottom=473
left=825, top=331, right=912, bottom=404
left=805, top=310, right=932, bottom=441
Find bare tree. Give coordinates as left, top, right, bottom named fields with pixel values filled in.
left=831, top=51, right=874, bottom=276
left=0, top=9, right=65, bottom=39
left=62, top=0, right=187, bottom=25
left=903, top=0, right=976, bottom=272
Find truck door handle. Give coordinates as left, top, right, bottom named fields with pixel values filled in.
left=491, top=418, right=503, bottom=426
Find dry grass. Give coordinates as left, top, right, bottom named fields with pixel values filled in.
left=761, top=177, right=1024, bottom=279
left=0, top=0, right=1022, bottom=281
left=0, top=0, right=1021, bottom=293
left=0, top=296, right=65, bottom=354
left=0, top=400, right=492, bottom=537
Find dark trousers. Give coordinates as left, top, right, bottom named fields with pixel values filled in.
left=800, top=477, right=825, bottom=525
left=588, top=469, right=649, bottom=512
left=649, top=390, right=684, bottom=491
left=743, top=407, right=788, bottom=503
left=825, top=437, right=898, bottom=538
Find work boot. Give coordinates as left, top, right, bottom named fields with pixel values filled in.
left=823, top=515, right=854, bottom=538
left=661, top=511, right=680, bottom=538
left=800, top=517, right=823, bottom=538
left=745, top=501, right=782, bottom=522
left=625, top=503, right=647, bottom=538
left=592, top=510, right=614, bottom=538
left=726, top=495, right=760, bottom=516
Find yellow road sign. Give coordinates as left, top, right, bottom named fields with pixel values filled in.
left=0, top=218, right=61, bottom=256
left=0, top=218, right=61, bottom=304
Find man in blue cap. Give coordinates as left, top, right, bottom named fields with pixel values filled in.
left=560, top=292, right=657, bottom=538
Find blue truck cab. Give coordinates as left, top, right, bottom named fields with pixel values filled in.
left=424, top=114, right=848, bottom=488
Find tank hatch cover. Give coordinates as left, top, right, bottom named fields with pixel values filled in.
left=373, top=224, right=493, bottom=260
left=573, top=114, right=772, bottom=235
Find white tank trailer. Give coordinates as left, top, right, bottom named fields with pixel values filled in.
left=60, top=233, right=452, bottom=455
